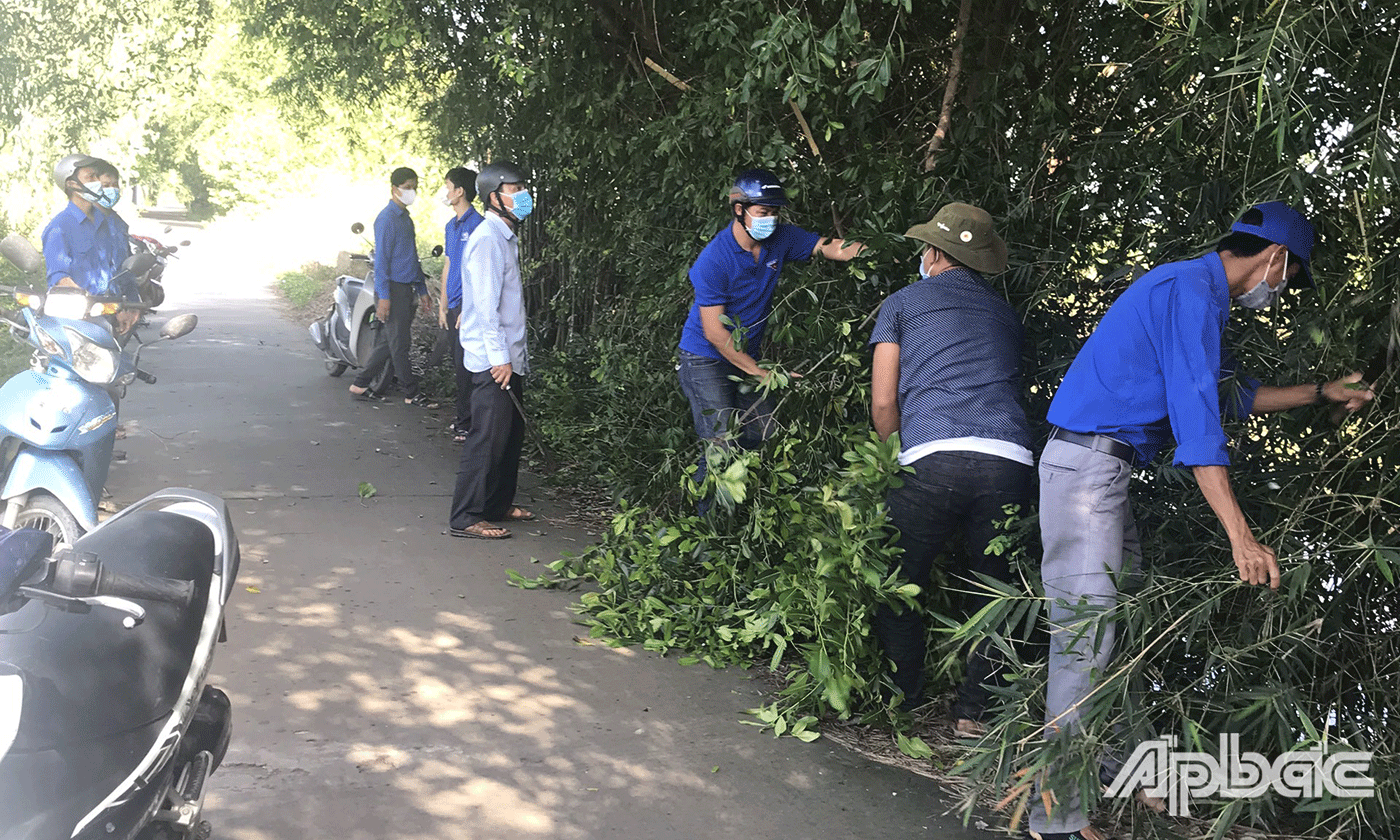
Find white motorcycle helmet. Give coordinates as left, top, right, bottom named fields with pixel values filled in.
left=51, top=153, right=105, bottom=196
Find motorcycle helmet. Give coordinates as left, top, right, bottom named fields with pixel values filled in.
left=52, top=153, right=105, bottom=194
left=727, top=169, right=788, bottom=207
left=475, top=162, right=529, bottom=205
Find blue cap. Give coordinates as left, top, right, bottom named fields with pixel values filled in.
left=1230, top=201, right=1315, bottom=287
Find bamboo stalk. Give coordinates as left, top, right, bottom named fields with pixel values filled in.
left=644, top=57, right=691, bottom=92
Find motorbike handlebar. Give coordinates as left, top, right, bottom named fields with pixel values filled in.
left=98, top=568, right=195, bottom=607
left=135, top=369, right=157, bottom=384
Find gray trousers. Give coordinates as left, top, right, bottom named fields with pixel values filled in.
left=1030, top=438, right=1142, bottom=835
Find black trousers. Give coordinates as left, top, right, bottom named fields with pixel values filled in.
left=874, top=450, right=1035, bottom=719
left=448, top=372, right=524, bottom=528
left=447, top=306, right=471, bottom=432
left=352, top=281, right=418, bottom=395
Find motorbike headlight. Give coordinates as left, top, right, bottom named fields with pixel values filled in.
left=62, top=327, right=118, bottom=384
left=32, top=324, right=62, bottom=357
left=41, top=290, right=90, bottom=321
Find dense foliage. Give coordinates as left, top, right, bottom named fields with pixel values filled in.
left=12, top=0, right=1392, bottom=836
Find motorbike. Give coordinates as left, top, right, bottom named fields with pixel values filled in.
left=308, top=221, right=383, bottom=382
left=127, top=228, right=191, bottom=310
left=307, top=222, right=442, bottom=390
left=0, top=235, right=198, bottom=544
left=0, top=486, right=240, bottom=840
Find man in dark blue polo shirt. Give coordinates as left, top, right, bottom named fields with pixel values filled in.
left=1030, top=202, right=1374, bottom=840
left=677, top=168, right=862, bottom=511
left=350, top=166, right=433, bottom=404
left=868, top=203, right=1033, bottom=735
left=437, top=167, right=484, bottom=440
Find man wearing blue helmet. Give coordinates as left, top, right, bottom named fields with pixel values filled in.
left=1030, top=202, right=1374, bottom=840
left=677, top=168, right=862, bottom=511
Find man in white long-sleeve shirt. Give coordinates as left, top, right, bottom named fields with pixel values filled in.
left=448, top=162, right=537, bottom=539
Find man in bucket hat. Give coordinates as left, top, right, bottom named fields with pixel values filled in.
left=868, top=202, right=1035, bottom=735
left=1030, top=201, right=1374, bottom=840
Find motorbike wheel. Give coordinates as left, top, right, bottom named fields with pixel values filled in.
left=325, top=359, right=349, bottom=377
left=12, top=492, right=84, bottom=546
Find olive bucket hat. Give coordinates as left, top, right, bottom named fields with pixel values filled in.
left=904, top=202, right=1008, bottom=275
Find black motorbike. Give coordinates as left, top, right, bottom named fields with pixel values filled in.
left=0, top=488, right=240, bottom=840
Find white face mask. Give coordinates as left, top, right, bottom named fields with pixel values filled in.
left=398, top=188, right=417, bottom=207
left=1237, top=250, right=1288, bottom=310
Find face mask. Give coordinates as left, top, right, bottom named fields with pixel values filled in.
left=398, top=188, right=417, bottom=207
left=1237, top=251, right=1287, bottom=310
left=439, top=190, right=453, bottom=207
left=508, top=189, right=533, bottom=221
left=98, top=186, right=121, bottom=209
left=78, top=180, right=103, bottom=202
left=746, top=212, right=777, bottom=241
left=917, top=250, right=933, bottom=281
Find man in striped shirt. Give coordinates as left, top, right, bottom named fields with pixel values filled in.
left=868, top=203, right=1034, bottom=736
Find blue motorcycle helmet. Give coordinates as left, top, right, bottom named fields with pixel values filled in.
left=727, top=169, right=789, bottom=207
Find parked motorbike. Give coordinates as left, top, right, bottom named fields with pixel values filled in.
left=0, top=235, right=198, bottom=543
left=0, top=486, right=240, bottom=840
left=127, top=228, right=191, bottom=309
left=307, top=222, right=442, bottom=391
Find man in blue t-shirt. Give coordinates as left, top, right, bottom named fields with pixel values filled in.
left=677, top=168, right=862, bottom=510
left=868, top=202, right=1033, bottom=734
left=1030, top=202, right=1374, bottom=840
left=436, top=166, right=484, bottom=441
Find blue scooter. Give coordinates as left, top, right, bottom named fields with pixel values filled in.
left=0, top=235, right=197, bottom=543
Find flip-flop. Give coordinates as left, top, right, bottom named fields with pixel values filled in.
left=504, top=507, right=536, bottom=521
left=452, top=432, right=467, bottom=443
left=449, top=522, right=511, bottom=540
left=349, top=386, right=382, bottom=401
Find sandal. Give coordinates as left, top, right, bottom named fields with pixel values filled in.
left=406, top=394, right=440, bottom=408
left=453, top=432, right=467, bottom=443
left=349, top=385, right=382, bottom=401
left=449, top=521, right=511, bottom=540
left=502, top=506, right=536, bottom=522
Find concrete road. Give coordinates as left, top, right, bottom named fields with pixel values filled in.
left=105, top=205, right=989, bottom=840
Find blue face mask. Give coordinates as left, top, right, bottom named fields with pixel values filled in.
left=746, top=212, right=777, bottom=241
left=98, top=186, right=121, bottom=209
left=918, top=250, right=933, bottom=281
left=508, top=189, right=533, bottom=221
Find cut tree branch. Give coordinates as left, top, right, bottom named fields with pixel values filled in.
left=923, top=0, right=973, bottom=172
left=644, top=57, right=691, bottom=91
left=789, top=98, right=822, bottom=158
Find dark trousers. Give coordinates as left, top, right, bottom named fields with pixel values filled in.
left=353, top=281, right=418, bottom=395
left=449, top=372, right=525, bottom=528
left=676, top=350, right=775, bottom=513
left=875, top=450, right=1035, bottom=720
left=448, top=306, right=471, bottom=432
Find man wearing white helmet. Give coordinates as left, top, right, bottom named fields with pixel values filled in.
left=41, top=154, right=127, bottom=299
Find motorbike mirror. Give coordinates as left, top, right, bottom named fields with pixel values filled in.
left=164, top=226, right=173, bottom=233
left=160, top=313, right=198, bottom=340
left=0, top=528, right=54, bottom=602
left=179, top=240, right=190, bottom=247
left=122, top=252, right=158, bottom=275
left=0, top=234, right=43, bottom=274
left=350, top=222, right=365, bottom=235
left=165, top=246, right=179, bottom=255
left=431, top=245, right=444, bottom=257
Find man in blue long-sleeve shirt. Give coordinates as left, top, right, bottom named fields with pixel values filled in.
left=1029, top=202, right=1374, bottom=840
left=349, top=167, right=432, bottom=404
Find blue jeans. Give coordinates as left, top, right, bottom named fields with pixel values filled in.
left=676, top=350, right=776, bottom=509
left=1031, top=437, right=1143, bottom=835
left=875, top=450, right=1035, bottom=719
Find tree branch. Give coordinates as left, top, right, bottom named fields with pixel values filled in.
left=923, top=0, right=973, bottom=172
